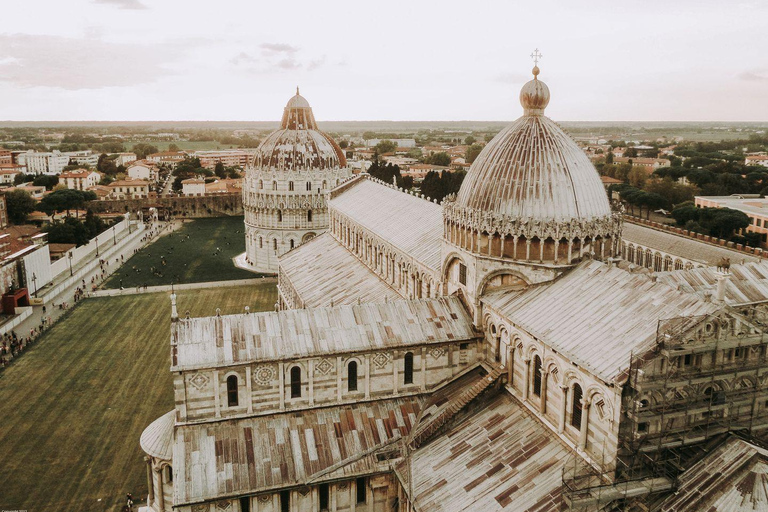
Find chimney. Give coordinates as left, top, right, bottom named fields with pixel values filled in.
left=716, top=268, right=730, bottom=303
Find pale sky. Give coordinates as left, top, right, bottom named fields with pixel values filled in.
left=0, top=0, right=766, bottom=122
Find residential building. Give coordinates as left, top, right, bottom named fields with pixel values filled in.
left=205, top=178, right=242, bottom=195
left=106, top=179, right=149, bottom=199
left=194, top=150, right=250, bottom=170
left=60, top=169, right=101, bottom=191
left=696, top=195, right=768, bottom=247
left=614, top=156, right=668, bottom=173
left=127, top=160, right=160, bottom=183
left=181, top=178, right=206, bottom=197
left=745, top=154, right=768, bottom=168
left=114, top=152, right=138, bottom=166
left=16, top=150, right=70, bottom=175
left=148, top=151, right=187, bottom=169
left=64, top=150, right=99, bottom=168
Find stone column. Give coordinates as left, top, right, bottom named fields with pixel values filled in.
left=506, top=346, right=514, bottom=385
left=421, top=347, right=427, bottom=391
left=579, top=400, right=591, bottom=450
left=279, top=362, right=285, bottom=410
left=336, top=356, right=343, bottom=401
left=145, top=456, right=154, bottom=502
left=308, top=359, right=315, bottom=406
left=558, top=385, right=568, bottom=434
left=213, top=370, right=221, bottom=418
left=540, top=370, right=548, bottom=415
left=365, top=354, right=371, bottom=399
left=522, top=358, right=531, bottom=401
left=245, top=366, right=253, bottom=413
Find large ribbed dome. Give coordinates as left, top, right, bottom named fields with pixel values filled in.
left=443, top=65, right=621, bottom=267
left=251, top=89, right=346, bottom=171
left=456, top=71, right=610, bottom=223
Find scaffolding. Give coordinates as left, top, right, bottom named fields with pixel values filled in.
left=563, top=310, right=768, bottom=511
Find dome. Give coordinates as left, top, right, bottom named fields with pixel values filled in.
left=444, top=64, right=621, bottom=266
left=455, top=67, right=611, bottom=225
left=250, top=89, right=346, bottom=171
left=140, top=410, right=174, bottom=461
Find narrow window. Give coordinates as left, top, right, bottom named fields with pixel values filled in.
left=348, top=361, right=358, bottom=392
left=290, top=239, right=294, bottom=250
left=258, top=180, right=263, bottom=189
left=240, top=497, right=250, bottom=512
left=259, top=236, right=263, bottom=248
left=404, top=352, right=414, bottom=385
left=571, top=383, right=583, bottom=429
left=273, top=181, right=278, bottom=190
left=307, top=210, right=313, bottom=222
left=683, top=354, right=692, bottom=366
left=289, top=181, right=294, bottom=191
left=273, top=239, right=277, bottom=251
left=306, top=181, right=311, bottom=191
left=277, top=210, right=282, bottom=222
left=319, top=483, right=329, bottom=511
left=533, top=355, right=542, bottom=397
left=356, top=477, right=367, bottom=504
left=290, top=366, right=302, bottom=398
left=166, top=465, right=173, bottom=483
left=322, top=180, right=327, bottom=189
left=227, top=375, right=238, bottom=407
left=458, top=263, right=467, bottom=285
left=280, top=490, right=290, bottom=512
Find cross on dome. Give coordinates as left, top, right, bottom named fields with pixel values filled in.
left=530, top=48, right=542, bottom=66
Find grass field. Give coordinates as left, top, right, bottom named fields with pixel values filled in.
left=103, top=217, right=263, bottom=289
left=0, top=283, right=277, bottom=512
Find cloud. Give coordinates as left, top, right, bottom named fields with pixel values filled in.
left=0, top=34, right=184, bottom=90
left=93, top=0, right=147, bottom=9
left=259, top=43, right=298, bottom=54
left=739, top=69, right=768, bottom=82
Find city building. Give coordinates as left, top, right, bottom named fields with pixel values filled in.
left=365, top=138, right=416, bottom=148
left=114, top=152, right=138, bottom=166
left=0, top=149, right=11, bottom=166
left=240, top=89, right=353, bottom=273
left=745, top=154, right=768, bottom=168
left=148, top=151, right=187, bottom=169
left=106, top=179, right=150, bottom=199
left=194, top=150, right=251, bottom=170
left=127, top=161, right=160, bottom=183
left=64, top=150, right=100, bottom=168
left=16, top=150, right=70, bottom=175
left=181, top=178, right=206, bottom=197
left=205, top=178, right=242, bottom=195
left=60, top=169, right=101, bottom=190
left=696, top=195, right=768, bottom=247
left=613, top=156, right=668, bottom=173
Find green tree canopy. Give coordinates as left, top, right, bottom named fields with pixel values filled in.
left=32, top=174, right=59, bottom=190
left=374, top=140, right=397, bottom=155
left=466, top=144, right=483, bottom=164
left=5, top=190, right=37, bottom=224
left=132, top=143, right=159, bottom=160
left=425, top=152, right=451, bottom=166
left=37, top=189, right=96, bottom=217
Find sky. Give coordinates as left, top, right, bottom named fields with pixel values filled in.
left=0, top=0, right=766, bottom=122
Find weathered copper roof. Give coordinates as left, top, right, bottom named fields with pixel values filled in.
left=455, top=69, right=611, bottom=227
left=250, top=91, right=346, bottom=171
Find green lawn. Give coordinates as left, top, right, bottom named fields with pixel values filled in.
left=0, top=283, right=277, bottom=512
left=103, top=217, right=264, bottom=289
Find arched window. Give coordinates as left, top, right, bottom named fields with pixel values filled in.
left=532, top=355, right=543, bottom=397
left=571, top=383, right=583, bottom=429
left=306, top=181, right=311, bottom=191
left=259, top=236, right=263, bottom=248
left=273, top=181, right=278, bottom=190
left=288, top=181, right=294, bottom=191
left=277, top=210, right=282, bottom=222
left=348, top=361, right=358, bottom=392
left=290, top=366, right=301, bottom=398
left=404, top=352, right=414, bottom=385
left=307, top=210, right=313, bottom=222
left=166, top=465, right=173, bottom=483
left=273, top=239, right=277, bottom=251
left=259, top=179, right=263, bottom=189
left=226, top=375, right=238, bottom=406
left=290, top=239, right=294, bottom=250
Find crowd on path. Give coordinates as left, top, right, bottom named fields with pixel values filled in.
left=0, top=311, right=53, bottom=368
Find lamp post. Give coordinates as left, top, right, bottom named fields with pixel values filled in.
left=31, top=272, right=37, bottom=297
left=68, top=251, right=73, bottom=276
left=113, top=226, right=116, bottom=246
left=95, top=236, right=99, bottom=257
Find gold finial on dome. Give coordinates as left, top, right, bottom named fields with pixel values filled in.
left=521, top=49, right=549, bottom=115
left=296, top=85, right=300, bottom=95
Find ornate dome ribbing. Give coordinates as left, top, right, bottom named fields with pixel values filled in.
left=251, top=89, right=346, bottom=171
left=444, top=65, right=621, bottom=265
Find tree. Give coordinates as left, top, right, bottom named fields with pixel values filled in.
left=464, top=135, right=476, bottom=145
left=13, top=173, right=33, bottom=185
left=374, top=140, right=397, bottom=155
left=37, top=189, right=95, bottom=217
left=605, top=151, right=614, bottom=164
left=214, top=161, right=227, bottom=179
left=625, top=147, right=638, bottom=158
left=627, top=166, right=647, bottom=188
left=338, top=140, right=349, bottom=149
left=5, top=190, right=37, bottom=224
left=420, top=170, right=466, bottom=202
left=425, top=152, right=451, bottom=166
left=97, top=153, right=118, bottom=175
left=32, top=174, right=59, bottom=190
left=168, top=143, right=180, bottom=152
left=466, top=144, right=483, bottom=164
left=132, top=143, right=159, bottom=160
left=45, top=216, right=91, bottom=246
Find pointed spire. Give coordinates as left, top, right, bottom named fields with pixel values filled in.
left=296, top=85, right=300, bottom=96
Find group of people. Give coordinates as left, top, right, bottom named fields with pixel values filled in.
left=0, top=318, right=51, bottom=369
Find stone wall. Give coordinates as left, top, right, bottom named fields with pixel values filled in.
left=89, top=194, right=243, bottom=218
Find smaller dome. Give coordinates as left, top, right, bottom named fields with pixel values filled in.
left=520, top=67, right=550, bottom=115
left=140, top=410, right=174, bottom=461
left=286, top=87, right=310, bottom=109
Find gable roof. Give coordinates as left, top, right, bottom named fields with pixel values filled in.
left=172, top=296, right=478, bottom=371
left=482, top=260, right=718, bottom=382
left=658, top=261, right=768, bottom=306
left=279, top=232, right=402, bottom=308
left=329, top=176, right=443, bottom=272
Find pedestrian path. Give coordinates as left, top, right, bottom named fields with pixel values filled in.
left=91, top=276, right=276, bottom=297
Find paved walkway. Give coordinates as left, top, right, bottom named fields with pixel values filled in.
left=91, top=276, right=276, bottom=297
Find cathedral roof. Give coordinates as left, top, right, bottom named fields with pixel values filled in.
left=657, top=436, right=768, bottom=511
left=658, top=260, right=768, bottom=306
left=482, top=260, right=719, bottom=382
left=140, top=410, right=174, bottom=461
left=452, top=66, right=612, bottom=229
left=249, top=89, right=346, bottom=171
left=172, top=296, right=477, bottom=371
left=173, top=397, right=420, bottom=506
left=329, top=175, right=443, bottom=271
left=279, top=232, right=401, bottom=308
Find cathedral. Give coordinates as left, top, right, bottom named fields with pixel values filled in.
left=140, top=64, right=768, bottom=512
